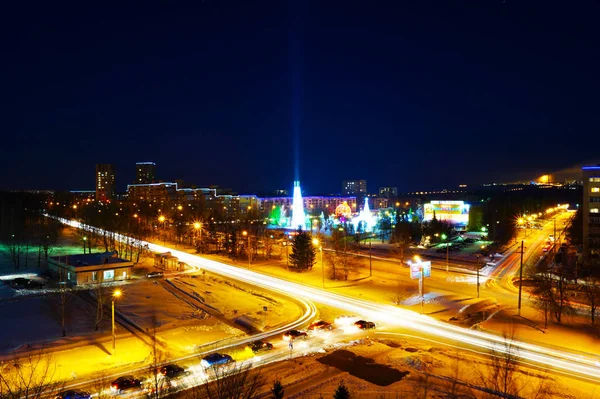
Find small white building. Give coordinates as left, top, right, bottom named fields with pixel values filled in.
left=48, top=252, right=133, bottom=286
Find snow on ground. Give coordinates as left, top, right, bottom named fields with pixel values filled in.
left=252, top=338, right=596, bottom=399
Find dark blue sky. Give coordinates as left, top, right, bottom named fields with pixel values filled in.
left=1, top=1, right=598, bottom=195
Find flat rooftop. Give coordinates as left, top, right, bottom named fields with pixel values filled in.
left=49, top=252, right=131, bottom=267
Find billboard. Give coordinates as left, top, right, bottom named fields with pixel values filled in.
left=410, top=261, right=431, bottom=279
left=423, top=200, right=470, bottom=226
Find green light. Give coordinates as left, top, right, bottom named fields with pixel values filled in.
left=441, top=234, right=447, bottom=240
left=481, top=227, right=487, bottom=232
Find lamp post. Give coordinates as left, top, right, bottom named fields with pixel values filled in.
left=312, top=238, right=324, bottom=289
left=83, top=236, right=87, bottom=254
left=112, top=289, right=122, bottom=356
left=158, top=215, right=166, bottom=245
left=441, top=233, right=449, bottom=274
left=518, top=240, right=524, bottom=315
left=193, top=222, right=202, bottom=250
left=242, top=231, right=250, bottom=269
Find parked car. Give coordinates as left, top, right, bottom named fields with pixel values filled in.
left=110, top=376, right=142, bottom=394
left=246, top=340, right=273, bottom=353
left=159, top=364, right=189, bottom=379
left=354, top=320, right=376, bottom=330
left=27, top=280, right=45, bottom=289
left=55, top=390, right=92, bottom=399
left=308, top=320, right=333, bottom=332
left=146, top=271, right=164, bottom=278
left=201, top=353, right=234, bottom=368
left=10, top=278, right=30, bottom=288
left=283, top=329, right=308, bottom=341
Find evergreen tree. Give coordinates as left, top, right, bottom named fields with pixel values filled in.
left=333, top=380, right=350, bottom=399
left=271, top=378, right=284, bottom=399
left=289, top=229, right=316, bottom=272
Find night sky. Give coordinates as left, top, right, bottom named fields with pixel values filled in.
left=2, top=1, right=598, bottom=195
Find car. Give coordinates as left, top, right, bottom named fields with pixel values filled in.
left=354, top=320, right=376, bottom=330
left=159, top=364, right=189, bottom=379
left=110, top=376, right=142, bottom=394
left=10, top=278, right=30, bottom=288
left=27, top=280, right=45, bottom=289
left=282, top=329, right=308, bottom=341
left=464, top=238, right=475, bottom=243
left=201, top=353, right=234, bottom=368
left=246, top=340, right=273, bottom=353
left=146, top=271, right=164, bottom=278
left=55, top=390, right=91, bottom=399
left=307, top=320, right=333, bottom=332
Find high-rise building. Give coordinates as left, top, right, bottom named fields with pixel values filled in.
left=583, top=165, right=600, bottom=267
left=95, top=164, right=116, bottom=201
left=379, top=187, right=398, bottom=198
left=135, top=162, right=156, bottom=184
left=342, top=180, right=367, bottom=195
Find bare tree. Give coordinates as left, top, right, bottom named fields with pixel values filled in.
left=582, top=276, right=600, bottom=324
left=92, top=284, right=108, bottom=331
left=0, top=350, right=63, bottom=399
left=529, top=272, right=554, bottom=329
left=188, top=362, right=265, bottom=399
left=325, top=251, right=361, bottom=281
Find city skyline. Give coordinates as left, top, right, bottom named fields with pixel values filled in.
left=2, top=1, right=599, bottom=193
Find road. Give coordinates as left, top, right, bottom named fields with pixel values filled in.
left=54, top=216, right=600, bottom=386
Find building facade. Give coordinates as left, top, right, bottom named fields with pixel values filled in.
left=48, top=252, right=133, bottom=286
left=342, top=180, right=367, bottom=195
left=379, top=187, right=398, bottom=198
left=135, top=162, right=156, bottom=184
left=583, top=165, right=600, bottom=267
left=95, top=164, right=116, bottom=201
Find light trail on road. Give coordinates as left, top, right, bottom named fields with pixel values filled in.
left=57, top=217, right=600, bottom=383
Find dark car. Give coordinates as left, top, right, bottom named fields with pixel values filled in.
left=246, top=340, right=273, bottom=353
left=55, top=390, right=91, bottom=399
left=354, top=320, right=376, bottom=330
left=283, top=329, right=308, bottom=341
left=10, top=278, right=30, bottom=288
left=110, top=376, right=142, bottom=394
left=146, top=271, right=165, bottom=278
left=308, top=320, right=333, bottom=332
left=159, top=364, right=189, bottom=379
left=201, top=353, right=234, bottom=368
left=27, top=280, right=45, bottom=289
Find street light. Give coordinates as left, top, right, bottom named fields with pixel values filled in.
left=312, top=238, right=324, bottom=289
left=242, top=231, right=250, bottom=268
left=441, top=233, right=449, bottom=274
left=158, top=215, right=166, bottom=245
left=112, top=289, right=122, bottom=356
left=193, top=221, right=202, bottom=249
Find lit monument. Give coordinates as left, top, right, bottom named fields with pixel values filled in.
left=291, top=181, right=306, bottom=230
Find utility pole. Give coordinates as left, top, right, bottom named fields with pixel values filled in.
left=446, top=241, right=449, bottom=274
left=477, top=262, right=480, bottom=298
left=420, top=266, right=425, bottom=315
left=320, top=246, right=324, bottom=289
left=518, top=240, right=524, bottom=316
left=369, top=240, right=372, bottom=278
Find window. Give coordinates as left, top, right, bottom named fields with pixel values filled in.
left=122, top=271, right=127, bottom=279
left=592, top=208, right=599, bottom=213
left=590, top=177, right=600, bottom=182
left=103, top=270, right=115, bottom=280
left=92, top=271, right=98, bottom=281
left=592, top=187, right=600, bottom=193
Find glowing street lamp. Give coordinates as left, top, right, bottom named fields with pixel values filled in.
left=312, top=238, right=324, bottom=289
left=112, top=289, right=122, bottom=356
left=242, top=231, right=250, bottom=268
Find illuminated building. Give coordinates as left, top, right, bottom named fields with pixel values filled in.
left=423, top=200, right=470, bottom=226
left=583, top=165, right=600, bottom=267
left=135, top=162, right=156, bottom=184
left=378, top=187, right=398, bottom=198
left=342, top=180, right=367, bottom=195
left=95, top=164, right=115, bottom=201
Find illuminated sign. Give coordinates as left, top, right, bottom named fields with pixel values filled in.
left=410, top=261, right=431, bottom=279
left=423, top=201, right=470, bottom=226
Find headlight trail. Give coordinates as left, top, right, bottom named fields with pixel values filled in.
left=54, top=217, right=600, bottom=382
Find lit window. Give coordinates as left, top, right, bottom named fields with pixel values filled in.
left=103, top=270, right=114, bottom=280
left=592, top=188, right=600, bottom=193
left=590, top=178, right=600, bottom=182
left=592, top=208, right=600, bottom=213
